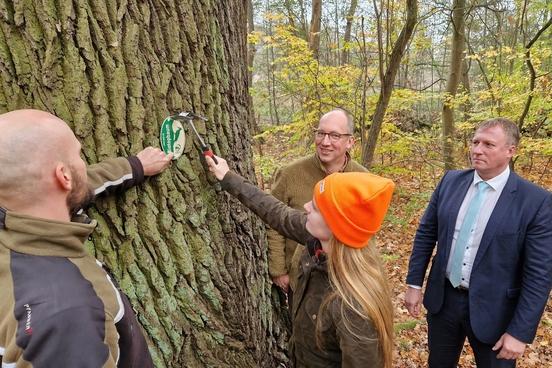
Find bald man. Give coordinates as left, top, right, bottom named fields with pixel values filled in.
left=0, top=110, right=172, bottom=367
left=267, top=108, right=367, bottom=296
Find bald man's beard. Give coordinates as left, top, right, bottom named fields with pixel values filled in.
left=66, top=166, right=94, bottom=217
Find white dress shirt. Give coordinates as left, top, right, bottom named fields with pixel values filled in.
left=445, top=166, right=511, bottom=288
left=407, top=166, right=511, bottom=290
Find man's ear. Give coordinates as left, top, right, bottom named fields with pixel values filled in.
left=54, top=163, right=72, bottom=191
left=346, top=136, right=355, bottom=150
left=507, top=145, right=517, bottom=159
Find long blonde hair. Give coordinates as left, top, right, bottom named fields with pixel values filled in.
left=317, top=237, right=394, bottom=368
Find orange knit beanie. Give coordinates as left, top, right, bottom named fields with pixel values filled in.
left=313, top=172, right=395, bottom=248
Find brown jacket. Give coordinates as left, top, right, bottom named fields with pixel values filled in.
left=267, top=154, right=367, bottom=290
left=221, top=171, right=382, bottom=367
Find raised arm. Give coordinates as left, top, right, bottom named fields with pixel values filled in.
left=206, top=155, right=312, bottom=245
left=87, top=147, right=172, bottom=199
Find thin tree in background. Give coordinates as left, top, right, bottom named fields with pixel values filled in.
left=517, top=16, right=552, bottom=131
left=265, top=0, right=281, bottom=125
left=309, top=0, right=322, bottom=59
left=248, top=0, right=257, bottom=87
left=342, top=0, right=359, bottom=64
left=362, top=0, right=418, bottom=168
left=442, top=0, right=466, bottom=170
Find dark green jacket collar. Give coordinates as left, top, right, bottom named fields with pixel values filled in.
left=0, top=207, right=95, bottom=258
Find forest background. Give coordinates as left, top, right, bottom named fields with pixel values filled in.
left=249, top=0, right=551, bottom=367
left=0, top=0, right=550, bottom=367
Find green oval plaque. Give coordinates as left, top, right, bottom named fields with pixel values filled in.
left=160, top=117, right=185, bottom=160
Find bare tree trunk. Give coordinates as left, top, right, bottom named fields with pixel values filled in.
left=269, top=41, right=281, bottom=125
left=442, top=0, right=466, bottom=170
left=0, top=1, right=285, bottom=367
left=264, top=0, right=280, bottom=125
left=460, top=16, right=472, bottom=121
left=360, top=16, right=370, bottom=142
left=309, top=0, right=322, bottom=59
left=373, top=0, right=385, bottom=85
left=362, top=0, right=418, bottom=167
left=518, top=16, right=552, bottom=131
left=508, top=0, right=524, bottom=73
left=247, top=0, right=256, bottom=88
left=334, top=0, right=340, bottom=66
left=299, top=0, right=309, bottom=39
left=385, top=0, right=392, bottom=64
left=341, top=0, right=359, bottom=64
left=461, top=58, right=471, bottom=121
left=283, top=0, right=297, bottom=30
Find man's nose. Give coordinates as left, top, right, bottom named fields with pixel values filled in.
left=320, top=134, right=332, bottom=144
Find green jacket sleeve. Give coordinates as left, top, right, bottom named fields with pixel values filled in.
left=221, top=171, right=311, bottom=245
left=87, top=156, right=145, bottom=200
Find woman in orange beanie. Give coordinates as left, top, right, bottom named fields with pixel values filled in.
left=206, top=155, right=395, bottom=368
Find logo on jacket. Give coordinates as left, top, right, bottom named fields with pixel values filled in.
left=24, top=303, right=33, bottom=335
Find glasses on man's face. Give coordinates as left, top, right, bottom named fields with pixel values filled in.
left=313, top=129, right=352, bottom=142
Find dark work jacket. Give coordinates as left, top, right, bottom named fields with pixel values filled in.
left=0, top=157, right=152, bottom=368
left=221, top=171, right=382, bottom=368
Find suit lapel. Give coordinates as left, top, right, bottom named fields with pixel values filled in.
left=472, top=173, right=519, bottom=271
left=444, top=172, right=473, bottom=260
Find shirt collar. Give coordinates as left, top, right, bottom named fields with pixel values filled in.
left=473, top=166, right=510, bottom=191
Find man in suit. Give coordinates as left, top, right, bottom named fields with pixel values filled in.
left=405, top=118, right=552, bottom=367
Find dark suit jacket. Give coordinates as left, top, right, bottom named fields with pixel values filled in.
left=406, top=169, right=552, bottom=344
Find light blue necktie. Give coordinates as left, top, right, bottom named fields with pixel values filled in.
left=449, top=181, right=491, bottom=287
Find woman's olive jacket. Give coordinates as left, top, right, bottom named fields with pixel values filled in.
left=221, top=172, right=383, bottom=368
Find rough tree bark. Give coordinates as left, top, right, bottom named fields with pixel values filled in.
left=0, top=1, right=285, bottom=367
left=442, top=0, right=466, bottom=170
left=361, top=0, right=418, bottom=168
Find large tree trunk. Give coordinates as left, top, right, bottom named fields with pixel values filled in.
left=361, top=0, right=418, bottom=167
left=0, top=1, right=285, bottom=367
left=442, top=0, right=466, bottom=170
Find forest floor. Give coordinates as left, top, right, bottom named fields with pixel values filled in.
left=254, top=130, right=552, bottom=368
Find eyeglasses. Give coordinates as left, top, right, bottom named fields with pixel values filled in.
left=313, top=129, right=352, bottom=142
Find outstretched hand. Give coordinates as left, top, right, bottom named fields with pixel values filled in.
left=205, top=155, right=229, bottom=180
left=136, top=147, right=173, bottom=176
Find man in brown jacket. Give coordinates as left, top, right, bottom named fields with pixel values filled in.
left=268, top=108, right=367, bottom=293
left=0, top=109, right=172, bottom=367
